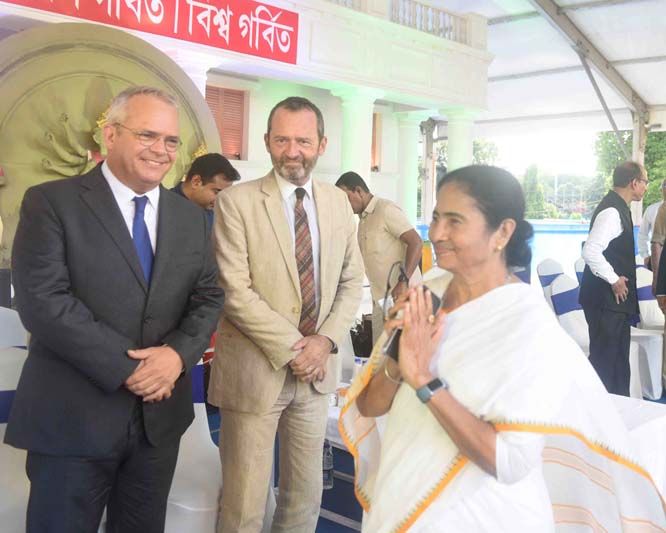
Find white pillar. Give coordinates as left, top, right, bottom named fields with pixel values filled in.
left=396, top=113, right=424, bottom=225
left=442, top=108, right=477, bottom=171
left=631, top=110, right=649, bottom=224
left=166, top=49, right=217, bottom=95
left=331, top=87, right=384, bottom=184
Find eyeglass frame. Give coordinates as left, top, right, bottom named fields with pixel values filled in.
left=114, top=122, right=182, bottom=153
left=381, top=261, right=408, bottom=321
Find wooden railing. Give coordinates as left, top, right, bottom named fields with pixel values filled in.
left=391, top=0, right=468, bottom=44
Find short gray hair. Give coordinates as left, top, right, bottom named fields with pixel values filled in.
left=105, top=86, right=178, bottom=125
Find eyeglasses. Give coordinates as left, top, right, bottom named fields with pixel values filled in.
left=635, top=178, right=649, bottom=185
left=114, top=123, right=182, bottom=153
left=382, top=262, right=408, bottom=321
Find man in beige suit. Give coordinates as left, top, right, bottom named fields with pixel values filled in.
left=208, top=96, right=363, bottom=533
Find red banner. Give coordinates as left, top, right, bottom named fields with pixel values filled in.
left=5, top=0, right=299, bottom=64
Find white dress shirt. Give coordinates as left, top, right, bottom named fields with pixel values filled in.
left=582, top=207, right=623, bottom=285
left=637, top=200, right=663, bottom=258
left=101, top=161, right=159, bottom=253
left=275, top=173, right=321, bottom=307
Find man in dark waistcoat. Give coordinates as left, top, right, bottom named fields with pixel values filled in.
left=580, top=161, right=647, bottom=396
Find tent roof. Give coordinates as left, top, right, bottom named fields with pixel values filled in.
left=435, top=0, right=666, bottom=132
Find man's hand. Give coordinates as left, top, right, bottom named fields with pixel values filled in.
left=644, top=256, right=652, bottom=268
left=611, top=276, right=629, bottom=304
left=391, top=280, right=408, bottom=302
left=289, top=335, right=332, bottom=383
left=125, top=345, right=184, bottom=402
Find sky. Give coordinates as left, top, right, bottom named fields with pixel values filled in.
left=488, top=130, right=599, bottom=179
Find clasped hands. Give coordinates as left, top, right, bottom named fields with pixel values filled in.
left=289, top=334, right=333, bottom=384
left=125, top=345, right=184, bottom=403
left=383, top=286, right=447, bottom=389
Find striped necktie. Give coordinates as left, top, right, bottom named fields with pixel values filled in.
left=294, top=187, right=318, bottom=336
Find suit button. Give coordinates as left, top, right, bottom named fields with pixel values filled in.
left=292, top=307, right=299, bottom=314
left=143, top=316, right=153, bottom=324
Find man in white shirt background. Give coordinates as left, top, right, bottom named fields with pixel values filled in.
left=579, top=161, right=647, bottom=396
left=637, top=179, right=666, bottom=267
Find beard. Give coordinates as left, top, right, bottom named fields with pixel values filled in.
left=272, top=153, right=319, bottom=184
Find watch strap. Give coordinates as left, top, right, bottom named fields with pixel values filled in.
left=415, top=377, right=448, bottom=403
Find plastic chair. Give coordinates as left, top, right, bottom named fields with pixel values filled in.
left=550, top=274, right=589, bottom=356
left=0, top=347, right=29, bottom=533
left=574, top=257, right=585, bottom=284
left=635, top=266, right=665, bottom=330
left=537, top=259, right=564, bottom=309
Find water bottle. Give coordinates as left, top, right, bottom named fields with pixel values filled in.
left=323, top=439, right=334, bottom=490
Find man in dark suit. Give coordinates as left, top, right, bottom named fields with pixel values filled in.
left=4, top=86, right=224, bottom=533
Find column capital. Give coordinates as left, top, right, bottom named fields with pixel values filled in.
left=165, top=48, right=219, bottom=94
left=439, top=106, right=481, bottom=123
left=395, top=110, right=434, bottom=126
left=330, top=85, right=385, bottom=104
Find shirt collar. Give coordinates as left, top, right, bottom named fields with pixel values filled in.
left=102, top=160, right=160, bottom=208
left=361, top=195, right=378, bottom=218
left=274, top=171, right=314, bottom=202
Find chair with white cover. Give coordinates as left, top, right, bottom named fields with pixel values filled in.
left=574, top=257, right=585, bottom=285
left=550, top=274, right=590, bottom=356
left=165, top=361, right=277, bottom=532
left=0, top=347, right=29, bottom=533
left=0, top=308, right=28, bottom=349
left=537, top=259, right=564, bottom=309
left=635, top=265, right=665, bottom=330
left=165, top=361, right=221, bottom=532
left=511, top=265, right=531, bottom=284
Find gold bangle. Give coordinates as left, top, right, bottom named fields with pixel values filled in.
left=383, top=362, right=403, bottom=384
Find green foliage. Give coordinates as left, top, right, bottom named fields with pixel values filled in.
left=472, top=139, right=498, bottom=166
left=523, top=165, right=547, bottom=219
left=594, top=131, right=666, bottom=211
left=433, top=138, right=499, bottom=169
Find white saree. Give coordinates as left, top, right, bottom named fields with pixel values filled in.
left=339, top=276, right=666, bottom=532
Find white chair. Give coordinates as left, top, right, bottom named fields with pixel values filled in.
left=0, top=308, right=28, bottom=349
left=550, top=274, right=590, bottom=356
left=165, top=362, right=276, bottom=533
left=165, top=361, right=221, bottom=532
left=574, top=257, right=585, bottom=285
left=511, top=265, right=531, bottom=284
left=0, top=347, right=29, bottom=533
left=635, top=266, right=665, bottom=330
left=537, top=259, right=564, bottom=309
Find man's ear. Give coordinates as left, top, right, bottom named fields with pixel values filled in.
left=190, top=175, right=203, bottom=188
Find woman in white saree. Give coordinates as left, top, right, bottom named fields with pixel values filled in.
left=339, top=165, right=665, bottom=532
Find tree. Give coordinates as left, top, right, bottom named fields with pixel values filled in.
left=433, top=138, right=499, bottom=171
left=523, top=164, right=547, bottom=219
left=595, top=131, right=666, bottom=210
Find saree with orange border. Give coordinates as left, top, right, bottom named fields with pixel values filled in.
left=339, top=276, right=666, bottom=532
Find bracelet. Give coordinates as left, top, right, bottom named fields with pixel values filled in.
left=383, top=362, right=403, bottom=384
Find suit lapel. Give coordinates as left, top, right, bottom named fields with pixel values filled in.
left=80, top=168, right=148, bottom=293
left=262, top=172, right=300, bottom=295
left=149, top=186, right=177, bottom=294
left=313, top=180, right=331, bottom=309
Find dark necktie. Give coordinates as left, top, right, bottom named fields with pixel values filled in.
left=132, top=196, right=154, bottom=283
left=294, top=187, right=318, bottom=336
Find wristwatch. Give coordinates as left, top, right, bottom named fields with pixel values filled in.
left=397, top=272, right=409, bottom=283
left=415, top=377, right=448, bottom=403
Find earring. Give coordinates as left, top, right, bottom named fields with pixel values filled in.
left=496, top=245, right=504, bottom=252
